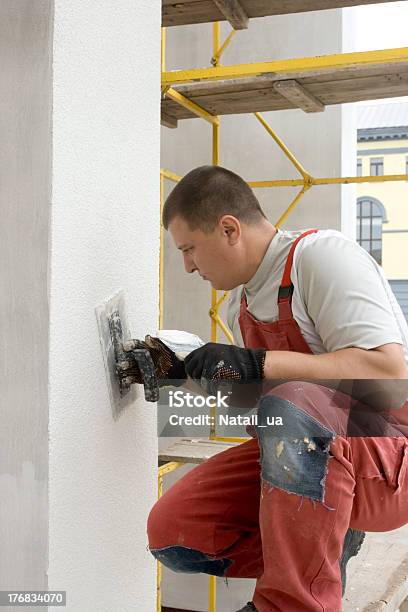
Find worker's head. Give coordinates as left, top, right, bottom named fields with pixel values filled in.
left=163, top=165, right=273, bottom=290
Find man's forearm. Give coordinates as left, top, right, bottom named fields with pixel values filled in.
left=264, top=346, right=406, bottom=379
left=263, top=345, right=408, bottom=409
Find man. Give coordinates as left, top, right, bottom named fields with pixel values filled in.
left=130, top=165, right=408, bottom=610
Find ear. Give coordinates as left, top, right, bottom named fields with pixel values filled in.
left=219, top=215, right=241, bottom=245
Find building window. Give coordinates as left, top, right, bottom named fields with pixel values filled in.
left=356, top=197, right=387, bottom=265
left=357, top=158, right=362, bottom=177
left=370, top=157, right=384, bottom=176
left=389, top=280, right=408, bottom=322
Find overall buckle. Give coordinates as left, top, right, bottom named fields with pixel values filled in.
left=278, top=284, right=294, bottom=301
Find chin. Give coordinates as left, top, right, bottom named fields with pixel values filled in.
left=210, top=281, right=223, bottom=290
left=211, top=280, right=238, bottom=291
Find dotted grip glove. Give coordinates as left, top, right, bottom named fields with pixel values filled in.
left=117, top=335, right=187, bottom=387
left=184, top=343, right=266, bottom=385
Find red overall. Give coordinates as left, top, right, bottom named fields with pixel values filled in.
left=148, top=230, right=408, bottom=611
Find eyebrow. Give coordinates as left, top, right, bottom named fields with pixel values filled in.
left=178, top=244, right=190, bottom=250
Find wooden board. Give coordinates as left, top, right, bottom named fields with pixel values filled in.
left=162, top=0, right=400, bottom=27
left=273, top=79, right=325, bottom=112
left=158, top=437, right=242, bottom=464
left=161, top=63, right=408, bottom=124
left=212, top=0, right=249, bottom=29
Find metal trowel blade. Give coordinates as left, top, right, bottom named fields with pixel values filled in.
left=95, top=289, right=137, bottom=420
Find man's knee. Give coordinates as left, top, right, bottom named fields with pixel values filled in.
left=256, top=394, right=335, bottom=502
left=147, top=496, right=234, bottom=576
left=148, top=544, right=233, bottom=576
left=147, top=496, right=173, bottom=548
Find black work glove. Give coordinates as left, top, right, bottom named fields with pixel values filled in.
left=184, top=343, right=266, bottom=386
left=117, top=335, right=186, bottom=387
left=185, top=343, right=266, bottom=412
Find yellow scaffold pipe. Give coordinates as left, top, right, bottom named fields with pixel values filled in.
left=254, top=112, right=312, bottom=182
left=213, top=21, right=220, bottom=62
left=160, top=170, right=408, bottom=188
left=210, top=311, right=234, bottom=344
left=211, top=21, right=221, bottom=346
left=211, top=29, right=237, bottom=66
left=206, top=24, right=221, bottom=609
left=249, top=174, right=408, bottom=188
left=162, top=47, right=408, bottom=86
left=275, top=184, right=312, bottom=228
left=159, top=174, right=164, bottom=329
left=161, top=27, right=166, bottom=72
left=214, top=291, right=229, bottom=310
left=157, top=461, right=184, bottom=612
left=164, top=87, right=220, bottom=126
left=209, top=292, right=234, bottom=344
left=160, top=168, right=181, bottom=183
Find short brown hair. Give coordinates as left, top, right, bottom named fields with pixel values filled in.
left=162, top=165, right=267, bottom=232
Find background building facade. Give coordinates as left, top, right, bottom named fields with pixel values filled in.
left=357, top=100, right=408, bottom=318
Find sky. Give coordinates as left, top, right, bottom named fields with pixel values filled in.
left=351, top=1, right=408, bottom=106
left=352, top=1, right=408, bottom=51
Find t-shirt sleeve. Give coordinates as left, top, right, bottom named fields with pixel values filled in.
left=296, top=235, right=403, bottom=352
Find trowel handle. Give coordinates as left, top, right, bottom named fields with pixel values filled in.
left=130, top=349, right=159, bottom=402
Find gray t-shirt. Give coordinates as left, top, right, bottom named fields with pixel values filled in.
left=227, top=228, right=408, bottom=366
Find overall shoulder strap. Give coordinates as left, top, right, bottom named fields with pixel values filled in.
left=278, top=229, right=319, bottom=303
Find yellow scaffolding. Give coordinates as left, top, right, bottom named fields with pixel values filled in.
left=162, top=46, right=408, bottom=86
left=157, top=21, right=408, bottom=612
left=161, top=32, right=408, bottom=441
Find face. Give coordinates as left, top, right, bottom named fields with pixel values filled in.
left=168, top=215, right=243, bottom=290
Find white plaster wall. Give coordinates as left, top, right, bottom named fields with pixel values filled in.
left=49, top=2, right=161, bottom=610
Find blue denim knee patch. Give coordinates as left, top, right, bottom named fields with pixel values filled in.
left=256, top=395, right=335, bottom=502
left=149, top=545, right=233, bottom=576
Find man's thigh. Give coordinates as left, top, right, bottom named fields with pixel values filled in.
left=257, top=381, right=408, bottom=531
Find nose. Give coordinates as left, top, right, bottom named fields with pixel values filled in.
left=183, top=252, right=197, bottom=274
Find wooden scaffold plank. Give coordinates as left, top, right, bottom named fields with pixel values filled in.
left=158, top=437, right=241, bottom=464
left=162, top=0, right=400, bottom=27
left=212, top=0, right=249, bottom=29
left=273, top=80, right=325, bottom=113
left=161, top=53, right=408, bottom=125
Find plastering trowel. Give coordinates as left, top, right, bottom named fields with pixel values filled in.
left=95, top=290, right=158, bottom=420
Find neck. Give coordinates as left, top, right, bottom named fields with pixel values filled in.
left=242, top=221, right=277, bottom=284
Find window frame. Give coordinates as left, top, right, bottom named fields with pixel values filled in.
left=356, top=196, right=387, bottom=265
left=370, top=156, right=384, bottom=176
